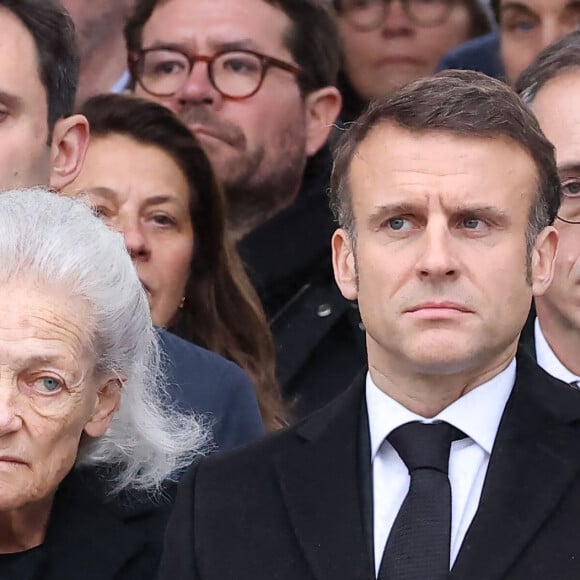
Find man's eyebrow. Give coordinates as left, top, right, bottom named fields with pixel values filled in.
left=367, top=202, right=510, bottom=224
left=367, top=202, right=423, bottom=227
left=143, top=38, right=263, bottom=54
left=500, top=2, right=535, bottom=15
left=210, top=39, right=263, bottom=53
left=557, top=162, right=580, bottom=177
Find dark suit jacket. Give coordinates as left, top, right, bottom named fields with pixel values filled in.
left=158, top=352, right=580, bottom=580
left=519, top=309, right=537, bottom=361
left=437, top=31, right=504, bottom=80
left=9, top=467, right=175, bottom=580
left=157, top=329, right=264, bottom=452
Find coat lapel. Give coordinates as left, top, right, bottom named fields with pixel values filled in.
left=273, top=375, right=374, bottom=580
left=451, top=353, right=580, bottom=580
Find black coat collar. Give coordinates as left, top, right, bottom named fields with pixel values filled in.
left=237, top=147, right=336, bottom=317
left=450, top=353, right=580, bottom=578
left=36, top=468, right=174, bottom=580
left=273, top=376, right=374, bottom=580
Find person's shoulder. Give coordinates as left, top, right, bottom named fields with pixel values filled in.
left=189, top=376, right=365, bottom=479
left=437, top=31, right=504, bottom=78
left=156, top=329, right=264, bottom=452
left=156, top=328, right=253, bottom=401
left=157, top=328, right=246, bottom=380
left=516, top=348, right=580, bottom=414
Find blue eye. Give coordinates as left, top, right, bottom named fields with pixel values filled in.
left=34, top=377, right=63, bottom=394
left=387, top=217, right=408, bottom=230
left=463, top=218, right=482, bottom=229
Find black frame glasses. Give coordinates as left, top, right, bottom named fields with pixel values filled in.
left=129, top=48, right=302, bottom=100
left=557, top=181, right=580, bottom=224
left=333, top=0, right=458, bottom=31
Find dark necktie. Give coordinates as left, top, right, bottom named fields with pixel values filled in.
left=378, top=421, right=465, bottom=580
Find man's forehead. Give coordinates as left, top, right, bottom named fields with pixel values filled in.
left=348, top=123, right=538, bottom=194
left=500, top=0, right=576, bottom=13
left=144, top=0, right=292, bottom=55
left=531, top=71, right=580, bottom=161
left=0, top=7, right=45, bottom=95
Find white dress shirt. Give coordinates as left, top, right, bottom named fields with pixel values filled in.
left=366, top=360, right=516, bottom=576
left=535, top=318, right=580, bottom=386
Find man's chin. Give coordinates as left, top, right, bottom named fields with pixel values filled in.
left=403, top=341, right=481, bottom=376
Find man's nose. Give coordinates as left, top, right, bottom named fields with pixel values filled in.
left=176, top=60, right=222, bottom=106
left=539, top=19, right=571, bottom=53
left=415, top=222, right=460, bottom=281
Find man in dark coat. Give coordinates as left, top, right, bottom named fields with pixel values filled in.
left=125, top=0, right=367, bottom=418
left=158, top=71, right=580, bottom=580
left=514, top=32, right=580, bottom=387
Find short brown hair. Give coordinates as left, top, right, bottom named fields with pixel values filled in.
left=78, top=93, right=286, bottom=431
left=516, top=30, right=580, bottom=104
left=330, top=70, right=560, bottom=250
left=124, top=0, right=340, bottom=95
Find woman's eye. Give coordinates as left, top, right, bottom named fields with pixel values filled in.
left=32, top=377, right=63, bottom=394
left=152, top=214, right=176, bottom=226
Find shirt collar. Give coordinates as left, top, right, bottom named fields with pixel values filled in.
left=535, top=318, right=580, bottom=385
left=366, top=359, right=516, bottom=461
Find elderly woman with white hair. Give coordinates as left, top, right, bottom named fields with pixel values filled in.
left=0, top=188, right=207, bottom=579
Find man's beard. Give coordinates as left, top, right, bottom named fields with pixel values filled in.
left=223, top=137, right=307, bottom=237
left=180, top=105, right=308, bottom=237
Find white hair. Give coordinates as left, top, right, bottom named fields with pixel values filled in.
left=0, top=188, right=209, bottom=493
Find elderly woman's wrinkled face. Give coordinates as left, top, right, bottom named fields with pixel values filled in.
left=0, top=279, right=119, bottom=512
left=336, top=0, right=472, bottom=100
left=63, top=134, right=195, bottom=328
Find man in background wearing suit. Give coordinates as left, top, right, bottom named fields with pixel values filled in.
left=515, top=31, right=580, bottom=387
left=158, top=70, right=580, bottom=580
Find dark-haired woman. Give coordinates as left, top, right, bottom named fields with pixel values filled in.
left=65, top=93, right=286, bottom=431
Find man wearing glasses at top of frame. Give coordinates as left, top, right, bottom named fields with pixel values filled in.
left=123, top=0, right=370, bottom=419
left=515, top=31, right=580, bottom=388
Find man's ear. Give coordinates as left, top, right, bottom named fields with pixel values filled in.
left=531, top=225, right=559, bottom=297
left=332, top=227, right=358, bottom=301
left=304, top=86, right=342, bottom=157
left=49, top=114, right=90, bottom=191
left=83, top=378, right=122, bottom=439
